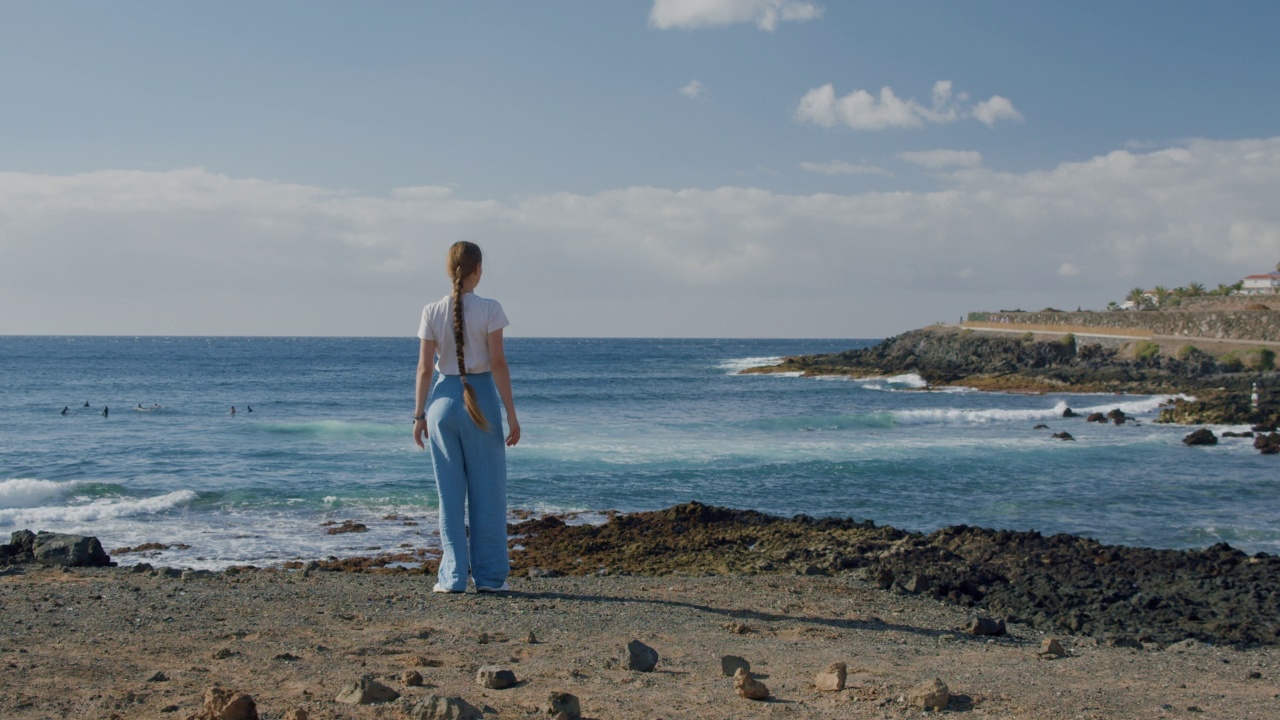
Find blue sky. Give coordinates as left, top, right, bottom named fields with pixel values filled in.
left=3, top=1, right=1280, bottom=336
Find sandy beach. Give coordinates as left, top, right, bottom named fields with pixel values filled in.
left=4, top=544, right=1279, bottom=719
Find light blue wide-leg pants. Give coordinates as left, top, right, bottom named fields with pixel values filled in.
left=427, top=372, right=509, bottom=591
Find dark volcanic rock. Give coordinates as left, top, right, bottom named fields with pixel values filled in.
left=1051, top=431, right=1075, bottom=441
left=0, top=530, right=112, bottom=567
left=511, top=502, right=1280, bottom=647
left=750, top=327, right=1279, bottom=424
left=1254, top=432, right=1280, bottom=455
left=1086, top=413, right=1107, bottom=423
left=1182, top=428, right=1218, bottom=446
left=1062, top=407, right=1079, bottom=418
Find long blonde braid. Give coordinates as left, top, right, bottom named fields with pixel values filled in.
left=448, top=241, right=490, bottom=431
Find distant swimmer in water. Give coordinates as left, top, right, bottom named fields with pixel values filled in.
left=230, top=406, right=236, bottom=416
left=101, top=406, right=109, bottom=418
left=247, top=405, right=253, bottom=413
left=61, top=406, right=69, bottom=415
left=83, top=401, right=90, bottom=407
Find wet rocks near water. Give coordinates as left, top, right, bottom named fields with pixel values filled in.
left=411, top=695, right=483, bottom=720
left=112, top=541, right=191, bottom=554
left=1033, top=423, right=1049, bottom=430
left=335, top=675, right=400, bottom=705
left=0, top=530, right=112, bottom=567
left=1051, top=431, right=1075, bottom=441
left=625, top=639, right=658, bottom=672
left=1107, top=408, right=1129, bottom=425
left=908, top=677, right=950, bottom=710
left=546, top=691, right=581, bottom=720
left=1087, top=412, right=1107, bottom=423
left=476, top=665, right=517, bottom=689
left=814, top=661, right=847, bottom=692
left=1062, top=407, right=1079, bottom=418
left=323, top=520, right=369, bottom=535
left=509, top=501, right=1280, bottom=647
left=1254, top=432, right=1280, bottom=454
left=733, top=667, right=769, bottom=700
left=1182, top=428, right=1218, bottom=446
left=720, top=655, right=750, bottom=677
left=964, top=615, right=1006, bottom=637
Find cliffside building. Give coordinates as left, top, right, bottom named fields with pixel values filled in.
left=1241, top=272, right=1280, bottom=295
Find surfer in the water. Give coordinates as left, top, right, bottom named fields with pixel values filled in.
left=101, top=406, right=109, bottom=418
left=230, top=406, right=236, bottom=416
left=61, top=406, right=69, bottom=415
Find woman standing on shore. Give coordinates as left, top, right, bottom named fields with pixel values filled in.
left=413, top=241, right=521, bottom=593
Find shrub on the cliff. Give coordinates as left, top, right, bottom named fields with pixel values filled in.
left=1059, top=333, right=1076, bottom=353
left=1134, top=341, right=1160, bottom=360
left=1021, top=331, right=1035, bottom=342
left=1242, top=348, right=1276, bottom=371
left=1220, top=351, right=1244, bottom=372
left=1176, top=344, right=1203, bottom=360
left=967, top=312, right=989, bottom=322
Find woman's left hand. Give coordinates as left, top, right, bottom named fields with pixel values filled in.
left=413, top=418, right=428, bottom=448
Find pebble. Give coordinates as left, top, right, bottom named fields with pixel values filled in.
left=546, top=691, right=582, bottom=720
left=146, top=670, right=169, bottom=682
left=201, top=687, right=257, bottom=720
left=283, top=710, right=308, bottom=720
left=964, top=615, right=1006, bottom=636
left=1039, top=638, right=1067, bottom=659
left=336, top=675, right=401, bottom=705
left=476, top=665, right=517, bottom=689
left=720, top=655, right=750, bottom=677
left=733, top=667, right=769, bottom=700
left=212, top=648, right=235, bottom=660
left=411, top=694, right=483, bottom=720
left=625, top=639, right=659, bottom=672
left=525, top=630, right=538, bottom=644
left=814, top=661, right=847, bottom=692
left=401, top=670, right=424, bottom=686
left=908, top=677, right=950, bottom=710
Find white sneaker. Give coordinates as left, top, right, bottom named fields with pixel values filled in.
left=433, top=584, right=464, bottom=594
left=475, top=582, right=510, bottom=593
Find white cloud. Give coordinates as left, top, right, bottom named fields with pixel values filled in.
left=679, top=79, right=706, bottom=99
left=796, top=81, right=1023, bottom=131
left=899, top=150, right=983, bottom=169
left=650, top=0, right=822, bottom=31
left=972, top=95, right=1024, bottom=127
left=798, top=160, right=892, bottom=177
left=4, top=138, right=1280, bottom=337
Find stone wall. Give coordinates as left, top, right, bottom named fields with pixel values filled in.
left=1176, top=295, right=1280, bottom=312
left=967, top=309, right=1280, bottom=344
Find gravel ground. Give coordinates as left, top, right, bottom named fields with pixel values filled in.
left=3, top=565, right=1278, bottom=719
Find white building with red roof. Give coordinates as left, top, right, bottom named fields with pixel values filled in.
left=1241, top=271, right=1280, bottom=295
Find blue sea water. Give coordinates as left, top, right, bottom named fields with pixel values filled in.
left=1, top=336, right=1276, bottom=569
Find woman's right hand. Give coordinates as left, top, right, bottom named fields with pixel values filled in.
left=505, top=418, right=521, bottom=447
left=413, top=418, right=428, bottom=448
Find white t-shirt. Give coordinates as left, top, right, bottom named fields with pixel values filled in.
left=417, top=293, right=510, bottom=375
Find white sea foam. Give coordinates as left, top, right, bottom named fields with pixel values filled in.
left=0, top=478, right=77, bottom=509
left=892, top=396, right=1185, bottom=426
left=0, top=490, right=197, bottom=528
left=717, top=356, right=785, bottom=373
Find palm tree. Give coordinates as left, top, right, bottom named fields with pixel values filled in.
left=1213, top=283, right=1236, bottom=297
left=1185, top=282, right=1206, bottom=297
left=1152, top=285, right=1170, bottom=307
left=1126, top=287, right=1148, bottom=309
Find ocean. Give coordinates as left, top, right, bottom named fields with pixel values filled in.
left=1, top=336, right=1276, bottom=569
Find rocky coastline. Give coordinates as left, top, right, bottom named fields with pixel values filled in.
left=746, top=326, right=1280, bottom=427
left=6, top=511, right=1280, bottom=719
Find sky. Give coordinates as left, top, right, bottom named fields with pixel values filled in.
left=3, top=0, right=1280, bottom=338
